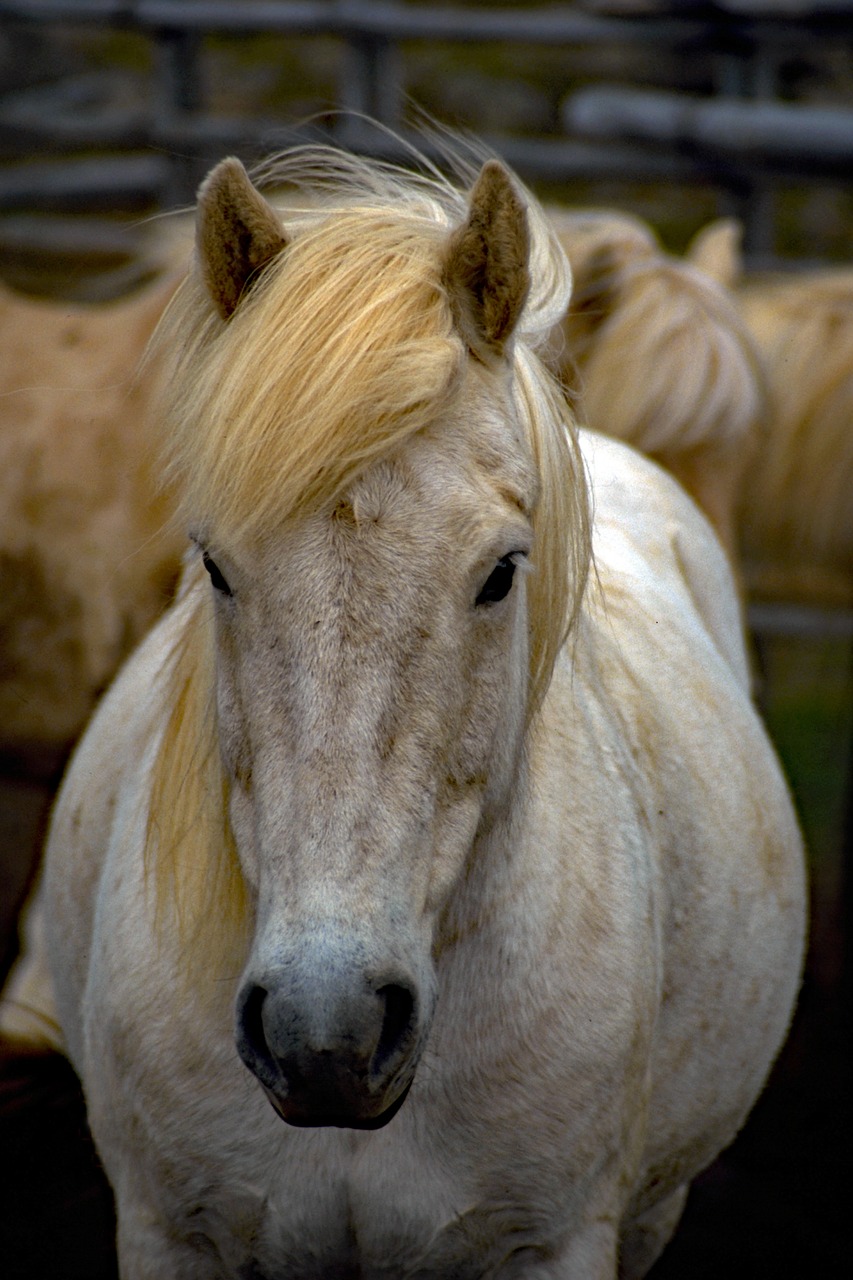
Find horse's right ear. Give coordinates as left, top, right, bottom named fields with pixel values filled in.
left=196, top=157, right=288, bottom=320
left=685, top=218, right=743, bottom=290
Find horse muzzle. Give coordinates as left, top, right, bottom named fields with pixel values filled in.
left=234, top=953, right=426, bottom=1129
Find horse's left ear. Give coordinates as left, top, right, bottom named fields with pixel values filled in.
left=444, top=160, right=530, bottom=361
left=196, top=157, right=288, bottom=320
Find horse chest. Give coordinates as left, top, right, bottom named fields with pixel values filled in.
left=157, top=1093, right=578, bottom=1280
left=243, top=1152, right=562, bottom=1280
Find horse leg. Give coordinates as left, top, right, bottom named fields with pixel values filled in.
left=116, top=1204, right=227, bottom=1280
left=0, top=882, right=62, bottom=1050
left=617, top=1184, right=688, bottom=1279
left=527, top=1219, right=620, bottom=1279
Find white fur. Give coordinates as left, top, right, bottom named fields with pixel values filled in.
left=4, top=425, right=804, bottom=1279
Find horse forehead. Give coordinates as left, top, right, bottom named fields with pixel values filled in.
left=287, top=406, right=534, bottom=568
left=347, top=443, right=512, bottom=533
left=355, top=384, right=536, bottom=525
left=282, top=465, right=478, bottom=602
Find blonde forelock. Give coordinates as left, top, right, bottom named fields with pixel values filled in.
left=156, top=206, right=465, bottom=548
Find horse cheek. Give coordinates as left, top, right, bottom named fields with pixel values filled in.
left=214, top=647, right=262, bottom=889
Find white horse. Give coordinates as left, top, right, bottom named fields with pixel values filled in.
left=2, top=147, right=805, bottom=1279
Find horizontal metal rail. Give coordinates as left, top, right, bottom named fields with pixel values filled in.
left=1, top=0, right=851, bottom=273
left=0, top=0, right=728, bottom=43
left=3, top=0, right=853, bottom=36
left=564, top=86, right=853, bottom=177
left=748, top=603, right=853, bottom=642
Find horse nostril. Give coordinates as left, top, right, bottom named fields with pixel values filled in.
left=236, top=983, right=271, bottom=1072
left=235, top=970, right=421, bottom=1111
left=372, top=982, right=416, bottom=1077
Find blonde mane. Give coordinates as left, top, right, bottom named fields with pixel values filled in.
left=145, top=147, right=590, bottom=955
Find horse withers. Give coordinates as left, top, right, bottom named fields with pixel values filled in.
left=2, top=147, right=805, bottom=1278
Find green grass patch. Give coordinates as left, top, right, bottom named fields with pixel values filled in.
left=757, top=634, right=852, bottom=877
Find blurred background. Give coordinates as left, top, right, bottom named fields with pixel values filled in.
left=2, top=0, right=853, bottom=298
left=0, top=2, right=850, bottom=1277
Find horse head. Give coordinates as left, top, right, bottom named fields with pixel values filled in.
left=156, top=154, right=583, bottom=1129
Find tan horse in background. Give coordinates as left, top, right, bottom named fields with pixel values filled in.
left=2, top=146, right=805, bottom=1279
left=736, top=268, right=853, bottom=607
left=550, top=205, right=853, bottom=610
left=0, top=271, right=185, bottom=751
left=547, top=209, right=765, bottom=568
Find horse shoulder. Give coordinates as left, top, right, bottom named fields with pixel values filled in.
left=578, top=432, right=801, bottom=920
left=41, top=593, right=192, bottom=1067
left=570, top=432, right=805, bottom=1200
left=581, top=429, right=750, bottom=688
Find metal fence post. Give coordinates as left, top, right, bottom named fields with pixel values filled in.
left=153, top=24, right=205, bottom=206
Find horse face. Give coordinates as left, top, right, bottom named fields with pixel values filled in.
left=203, top=369, right=537, bottom=1128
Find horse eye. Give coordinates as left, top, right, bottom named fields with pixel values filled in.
left=476, top=554, right=520, bottom=606
left=202, top=551, right=232, bottom=597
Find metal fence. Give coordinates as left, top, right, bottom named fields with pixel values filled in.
left=1, top=0, right=852, bottom=277
left=1, top=0, right=852, bottom=670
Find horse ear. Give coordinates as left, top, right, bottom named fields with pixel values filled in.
left=685, top=218, right=743, bottom=290
left=444, top=160, right=530, bottom=361
left=196, top=157, right=288, bottom=320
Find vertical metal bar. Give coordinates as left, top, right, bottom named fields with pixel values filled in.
left=716, top=50, right=749, bottom=99
left=745, top=42, right=778, bottom=264
left=338, top=34, right=402, bottom=131
left=154, top=25, right=204, bottom=206
left=338, top=34, right=374, bottom=119
left=158, top=27, right=203, bottom=114
left=370, top=37, right=403, bottom=130
left=750, top=44, right=779, bottom=102
left=334, top=0, right=403, bottom=146
left=742, top=184, right=777, bottom=265
left=715, top=32, right=779, bottom=266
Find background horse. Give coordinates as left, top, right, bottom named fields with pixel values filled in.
left=2, top=147, right=805, bottom=1279
left=735, top=267, right=853, bottom=608
left=0, top=273, right=184, bottom=753
left=546, top=209, right=765, bottom=569
left=574, top=211, right=853, bottom=611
